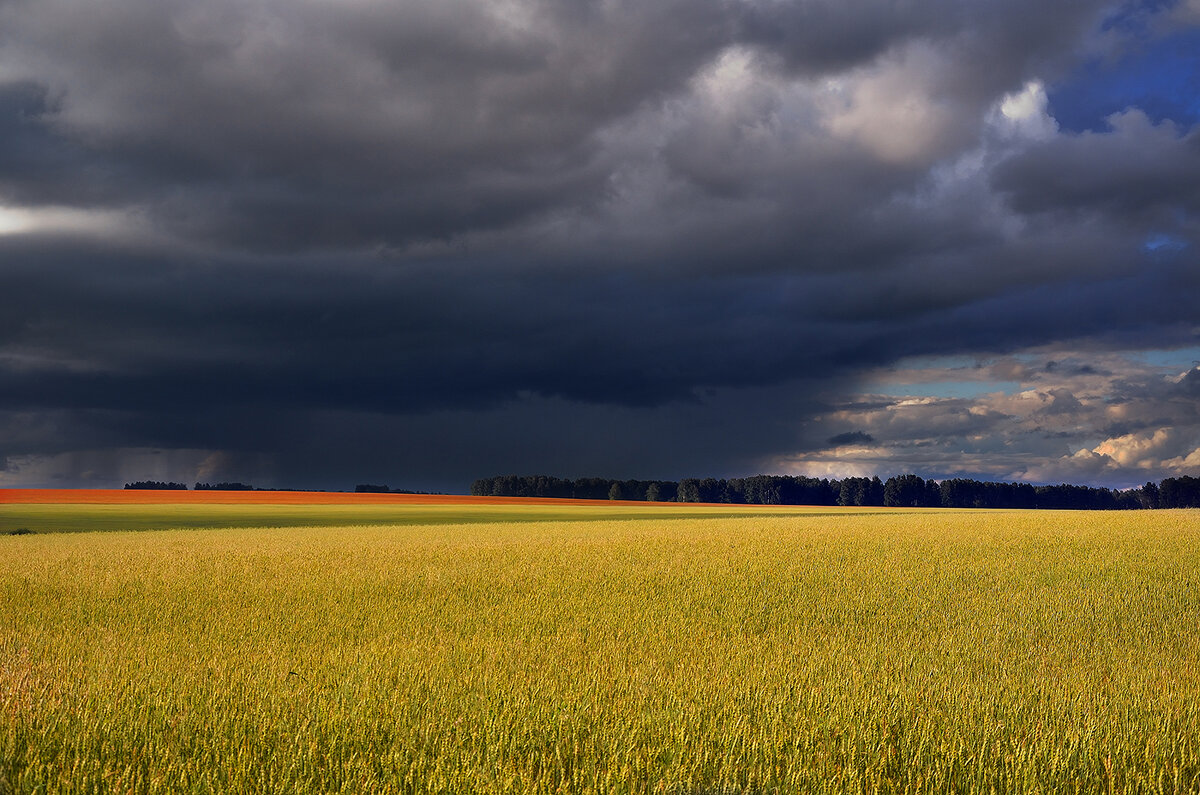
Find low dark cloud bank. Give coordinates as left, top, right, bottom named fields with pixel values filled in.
left=1, top=0, right=1198, bottom=491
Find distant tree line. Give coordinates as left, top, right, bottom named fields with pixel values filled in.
left=353, top=484, right=436, bottom=494
left=470, top=473, right=1200, bottom=510
left=124, top=481, right=433, bottom=494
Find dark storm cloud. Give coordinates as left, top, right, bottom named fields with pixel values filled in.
left=992, top=109, right=1200, bottom=216
left=738, top=0, right=1105, bottom=85
left=827, top=431, right=874, bottom=447
left=0, top=0, right=732, bottom=250
left=0, top=0, right=1122, bottom=251
left=0, top=83, right=69, bottom=203
left=2, top=0, right=1200, bottom=490
left=0, top=235, right=876, bottom=418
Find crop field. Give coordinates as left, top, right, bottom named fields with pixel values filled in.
left=2, top=495, right=1199, bottom=793
left=0, top=494, right=818, bottom=536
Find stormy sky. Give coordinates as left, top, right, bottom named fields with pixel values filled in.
left=2, top=0, right=1199, bottom=492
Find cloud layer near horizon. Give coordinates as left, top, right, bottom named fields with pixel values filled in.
left=2, top=0, right=1198, bottom=491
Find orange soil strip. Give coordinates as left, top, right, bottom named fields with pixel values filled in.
left=0, top=488, right=691, bottom=507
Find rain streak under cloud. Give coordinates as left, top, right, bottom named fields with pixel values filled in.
left=1, top=0, right=1199, bottom=492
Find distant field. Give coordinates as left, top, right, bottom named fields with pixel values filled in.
left=0, top=488, right=667, bottom=505
left=2, top=499, right=1198, bottom=793
left=0, top=489, right=842, bottom=534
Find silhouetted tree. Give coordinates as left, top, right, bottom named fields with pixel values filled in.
left=1138, top=481, right=1160, bottom=509
left=884, top=474, right=936, bottom=507
left=838, top=477, right=865, bottom=506
left=677, top=479, right=701, bottom=503
left=1160, top=476, right=1200, bottom=508
left=1033, top=483, right=1118, bottom=510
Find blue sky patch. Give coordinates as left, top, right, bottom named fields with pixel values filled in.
left=1131, top=346, right=1200, bottom=369
left=870, top=380, right=1022, bottom=400
left=1048, top=25, right=1200, bottom=133
left=1143, top=233, right=1189, bottom=252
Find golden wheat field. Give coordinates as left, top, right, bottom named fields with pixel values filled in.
left=2, top=500, right=1199, bottom=793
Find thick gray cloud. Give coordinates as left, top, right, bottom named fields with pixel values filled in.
left=1, top=0, right=1199, bottom=490
left=0, top=0, right=1121, bottom=249
left=992, top=110, right=1200, bottom=217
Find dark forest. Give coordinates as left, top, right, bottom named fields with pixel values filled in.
left=471, top=474, right=1200, bottom=510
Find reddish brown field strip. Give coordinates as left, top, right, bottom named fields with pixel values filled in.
left=0, top=488, right=675, bottom=507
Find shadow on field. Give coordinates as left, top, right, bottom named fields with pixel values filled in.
left=0, top=505, right=910, bottom=535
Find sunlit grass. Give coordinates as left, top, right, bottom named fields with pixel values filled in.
left=2, top=508, right=1198, bottom=792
